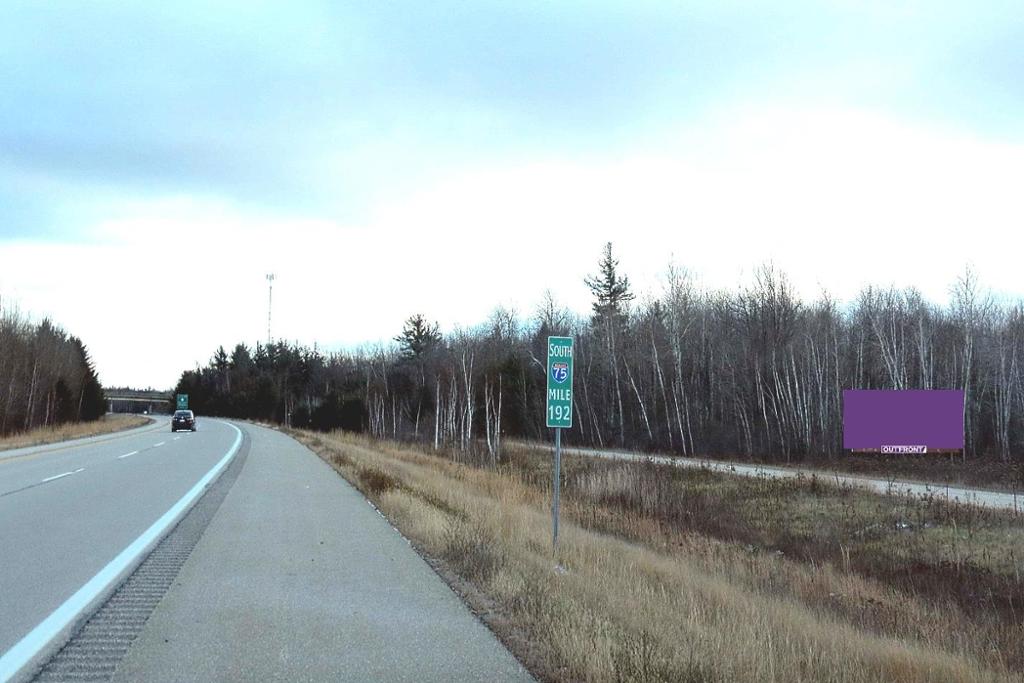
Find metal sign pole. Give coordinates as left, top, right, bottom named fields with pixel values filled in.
left=553, top=426, right=561, bottom=550
left=545, top=335, right=572, bottom=554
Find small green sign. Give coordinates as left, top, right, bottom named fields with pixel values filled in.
left=546, top=336, right=573, bottom=429
left=176, top=394, right=189, bottom=410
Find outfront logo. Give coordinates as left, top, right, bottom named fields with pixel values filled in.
left=551, top=362, right=569, bottom=384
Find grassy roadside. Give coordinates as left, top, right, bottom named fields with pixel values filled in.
left=544, top=439, right=1024, bottom=494
left=294, top=429, right=1024, bottom=683
left=817, top=451, right=1024, bottom=493
left=0, top=414, right=151, bottom=452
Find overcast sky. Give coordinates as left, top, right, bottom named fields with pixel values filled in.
left=1, top=1, right=1022, bottom=389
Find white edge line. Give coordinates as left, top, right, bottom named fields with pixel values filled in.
left=117, top=451, right=139, bottom=460
left=0, top=421, right=242, bottom=683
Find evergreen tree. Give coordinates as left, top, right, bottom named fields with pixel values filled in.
left=395, top=314, right=441, bottom=359
left=584, top=242, right=634, bottom=326
left=70, top=337, right=106, bottom=421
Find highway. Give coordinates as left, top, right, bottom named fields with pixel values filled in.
left=0, top=419, right=530, bottom=682
left=0, top=417, right=239, bottom=679
left=5, top=416, right=1018, bottom=682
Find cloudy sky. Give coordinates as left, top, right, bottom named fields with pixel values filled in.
left=1, top=1, right=1022, bottom=388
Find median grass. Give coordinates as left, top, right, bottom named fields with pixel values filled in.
left=294, top=430, right=1024, bottom=682
left=0, top=414, right=150, bottom=452
left=776, top=450, right=1024, bottom=494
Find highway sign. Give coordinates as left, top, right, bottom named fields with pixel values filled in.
left=546, top=336, right=573, bottom=428
left=176, top=394, right=189, bottom=410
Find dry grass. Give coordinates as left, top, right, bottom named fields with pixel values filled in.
left=818, top=451, right=1024, bottom=492
left=545, top=440, right=1024, bottom=495
left=0, top=414, right=150, bottom=452
left=295, top=430, right=1023, bottom=683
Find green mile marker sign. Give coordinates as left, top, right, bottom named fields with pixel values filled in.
left=546, top=336, right=573, bottom=429
left=176, top=394, right=189, bottom=410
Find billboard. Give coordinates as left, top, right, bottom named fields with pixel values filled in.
left=842, top=390, right=964, bottom=452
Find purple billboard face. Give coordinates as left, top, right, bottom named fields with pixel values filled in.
left=842, top=390, right=965, bottom=451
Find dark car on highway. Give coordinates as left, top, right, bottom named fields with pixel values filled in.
left=171, top=410, right=196, bottom=432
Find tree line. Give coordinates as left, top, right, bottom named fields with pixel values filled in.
left=174, top=244, right=1024, bottom=463
left=0, top=296, right=106, bottom=436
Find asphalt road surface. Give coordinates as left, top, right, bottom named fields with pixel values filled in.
left=0, top=419, right=530, bottom=682
left=0, top=417, right=231, bottom=657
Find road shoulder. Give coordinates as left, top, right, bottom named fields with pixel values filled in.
left=111, top=422, right=532, bottom=682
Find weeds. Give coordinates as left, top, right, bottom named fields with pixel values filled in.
left=356, top=466, right=400, bottom=496
left=442, top=518, right=505, bottom=583
left=297, top=429, right=1023, bottom=682
left=0, top=414, right=149, bottom=452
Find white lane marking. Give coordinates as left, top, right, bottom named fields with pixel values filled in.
left=117, top=451, right=139, bottom=460
left=40, top=471, right=81, bottom=485
left=153, top=442, right=165, bottom=448
left=0, top=417, right=164, bottom=464
left=0, top=421, right=243, bottom=682
left=173, top=437, right=180, bottom=441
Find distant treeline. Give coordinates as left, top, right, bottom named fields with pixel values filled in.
left=0, top=297, right=106, bottom=436
left=175, top=244, right=1024, bottom=463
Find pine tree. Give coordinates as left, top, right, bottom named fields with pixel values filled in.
left=395, top=314, right=441, bottom=359
left=70, top=337, right=106, bottom=421
left=583, top=242, right=636, bottom=445
left=213, top=345, right=230, bottom=393
left=584, top=242, right=635, bottom=326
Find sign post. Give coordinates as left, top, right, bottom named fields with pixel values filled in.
left=546, top=336, right=573, bottom=550
left=176, top=394, right=189, bottom=411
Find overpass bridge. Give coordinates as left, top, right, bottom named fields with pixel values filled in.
left=104, top=389, right=173, bottom=414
